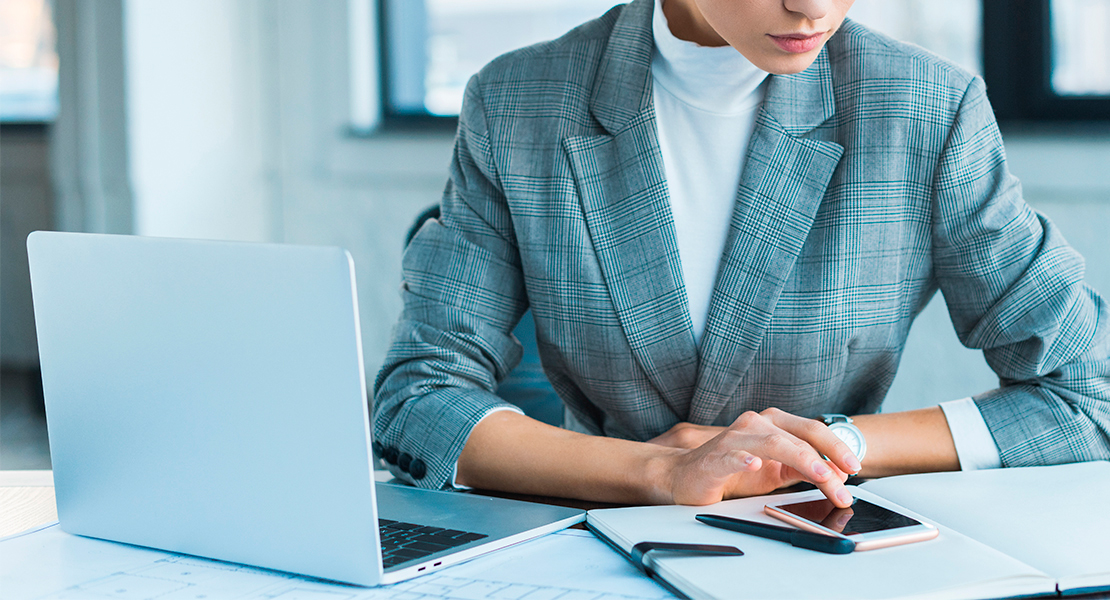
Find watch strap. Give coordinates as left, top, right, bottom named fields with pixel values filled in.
left=821, top=413, right=853, bottom=425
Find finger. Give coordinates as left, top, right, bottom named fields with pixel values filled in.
left=761, top=408, right=862, bottom=475
left=670, top=445, right=764, bottom=505
left=783, top=461, right=854, bottom=508
left=804, top=460, right=850, bottom=481
left=775, top=463, right=806, bottom=488
left=728, top=415, right=838, bottom=484
left=739, top=452, right=762, bottom=472
left=779, top=461, right=848, bottom=485
left=829, top=463, right=852, bottom=503
left=723, top=414, right=853, bottom=506
left=682, top=432, right=766, bottom=482
left=701, top=445, right=762, bottom=478
left=648, top=423, right=725, bottom=450
left=735, top=426, right=855, bottom=507
left=762, top=408, right=860, bottom=474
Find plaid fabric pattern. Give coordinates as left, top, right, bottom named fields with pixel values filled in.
left=374, top=0, right=1110, bottom=490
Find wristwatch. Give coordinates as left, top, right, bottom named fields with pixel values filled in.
left=821, top=414, right=867, bottom=463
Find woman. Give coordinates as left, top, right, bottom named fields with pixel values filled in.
left=373, top=0, right=1110, bottom=508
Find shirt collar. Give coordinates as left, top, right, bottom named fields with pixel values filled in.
left=651, top=0, right=769, bottom=115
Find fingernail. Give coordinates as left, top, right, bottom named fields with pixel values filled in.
left=812, top=461, right=831, bottom=478
left=843, top=453, right=861, bottom=473
left=836, top=489, right=853, bottom=506
left=838, top=512, right=852, bottom=527
left=744, top=455, right=756, bottom=465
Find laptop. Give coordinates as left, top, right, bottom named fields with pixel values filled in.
left=26, top=231, right=584, bottom=586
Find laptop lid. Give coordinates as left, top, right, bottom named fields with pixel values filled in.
left=28, top=232, right=384, bottom=585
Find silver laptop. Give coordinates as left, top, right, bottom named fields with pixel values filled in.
left=27, top=231, right=583, bottom=586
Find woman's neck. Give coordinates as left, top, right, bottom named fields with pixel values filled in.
left=661, top=0, right=728, bottom=47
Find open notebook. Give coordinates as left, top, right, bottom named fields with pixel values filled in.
left=587, top=461, right=1110, bottom=600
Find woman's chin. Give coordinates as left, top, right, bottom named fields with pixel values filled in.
left=748, top=49, right=825, bottom=75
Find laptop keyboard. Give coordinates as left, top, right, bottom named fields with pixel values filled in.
left=379, top=519, right=489, bottom=569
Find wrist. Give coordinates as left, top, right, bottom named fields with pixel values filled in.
left=641, top=446, right=682, bottom=505
left=849, top=414, right=888, bottom=477
left=820, top=414, right=867, bottom=466
left=851, top=408, right=959, bottom=478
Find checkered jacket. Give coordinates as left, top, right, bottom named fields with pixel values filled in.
left=373, top=0, right=1110, bottom=489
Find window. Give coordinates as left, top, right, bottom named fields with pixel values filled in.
left=374, top=0, right=1109, bottom=126
left=379, top=0, right=620, bottom=124
left=983, top=0, right=1110, bottom=121
left=0, top=0, right=58, bottom=122
left=377, top=0, right=985, bottom=125
left=1050, top=0, right=1110, bottom=96
left=849, top=0, right=981, bottom=76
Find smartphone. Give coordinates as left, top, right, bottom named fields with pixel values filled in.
left=765, top=495, right=938, bottom=551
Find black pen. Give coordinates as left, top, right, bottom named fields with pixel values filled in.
left=695, top=514, right=856, bottom=555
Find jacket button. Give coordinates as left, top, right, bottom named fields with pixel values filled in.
left=382, top=447, right=399, bottom=465
left=398, top=452, right=413, bottom=472
left=409, top=458, right=427, bottom=480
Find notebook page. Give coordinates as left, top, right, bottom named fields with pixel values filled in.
left=860, top=461, right=1110, bottom=592
left=587, top=488, right=1054, bottom=600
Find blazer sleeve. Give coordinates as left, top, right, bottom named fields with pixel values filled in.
left=931, top=76, right=1110, bottom=466
left=372, top=74, right=528, bottom=489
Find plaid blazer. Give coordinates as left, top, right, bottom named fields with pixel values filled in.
left=374, top=0, right=1110, bottom=489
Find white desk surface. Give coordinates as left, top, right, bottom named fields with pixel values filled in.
left=0, top=470, right=669, bottom=600
left=0, top=469, right=57, bottom=538
left=7, top=469, right=1109, bottom=600
left=0, top=469, right=403, bottom=539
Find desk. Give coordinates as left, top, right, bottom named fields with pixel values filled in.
left=0, top=469, right=408, bottom=539
left=0, top=469, right=604, bottom=539
left=0, top=469, right=56, bottom=537
left=0, top=470, right=670, bottom=600
left=7, top=471, right=1108, bottom=600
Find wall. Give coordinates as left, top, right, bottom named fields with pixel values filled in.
left=125, top=0, right=276, bottom=242
left=0, top=126, right=53, bottom=366
left=117, top=0, right=452, bottom=373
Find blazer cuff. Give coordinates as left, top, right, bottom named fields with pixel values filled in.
left=447, top=406, right=525, bottom=490
left=939, top=398, right=1003, bottom=470
left=375, top=385, right=524, bottom=489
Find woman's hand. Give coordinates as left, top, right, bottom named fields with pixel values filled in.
left=456, top=407, right=957, bottom=508
left=648, top=421, right=725, bottom=449
left=649, top=409, right=861, bottom=507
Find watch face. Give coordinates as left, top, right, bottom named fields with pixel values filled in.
left=830, top=423, right=866, bottom=461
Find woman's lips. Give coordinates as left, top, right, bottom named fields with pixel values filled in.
left=767, top=32, right=826, bottom=54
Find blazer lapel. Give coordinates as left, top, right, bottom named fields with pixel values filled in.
left=563, top=0, right=698, bottom=420
left=688, top=49, right=845, bottom=425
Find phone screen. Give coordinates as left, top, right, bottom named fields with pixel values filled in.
left=776, top=498, right=923, bottom=536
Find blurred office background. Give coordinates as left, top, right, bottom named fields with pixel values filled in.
left=2, top=0, right=1109, bottom=469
